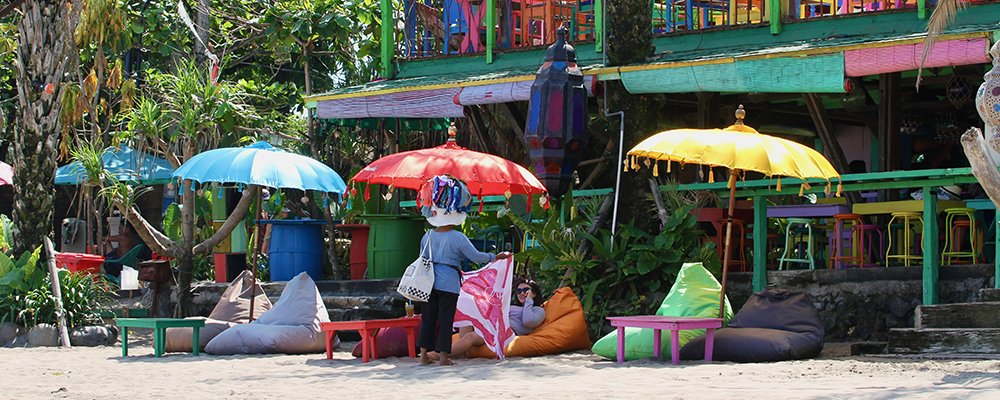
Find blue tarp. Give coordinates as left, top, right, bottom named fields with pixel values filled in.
left=55, top=144, right=175, bottom=185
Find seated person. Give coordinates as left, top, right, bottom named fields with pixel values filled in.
left=449, top=278, right=546, bottom=358
left=102, top=223, right=150, bottom=279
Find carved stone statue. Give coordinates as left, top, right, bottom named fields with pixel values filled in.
left=961, top=40, right=1000, bottom=207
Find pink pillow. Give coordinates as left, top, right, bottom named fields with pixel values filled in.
left=350, top=327, right=411, bottom=358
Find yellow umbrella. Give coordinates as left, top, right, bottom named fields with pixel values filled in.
left=627, top=105, right=842, bottom=318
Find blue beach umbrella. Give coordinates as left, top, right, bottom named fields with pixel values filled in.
left=173, top=141, right=345, bottom=318
left=172, top=141, right=346, bottom=194
left=55, top=144, right=175, bottom=185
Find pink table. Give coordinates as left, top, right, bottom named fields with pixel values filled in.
left=607, top=315, right=723, bottom=365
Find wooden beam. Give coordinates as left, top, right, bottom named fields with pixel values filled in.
left=803, top=93, right=860, bottom=203
left=803, top=93, right=850, bottom=174
left=879, top=73, right=901, bottom=198
left=467, top=106, right=497, bottom=154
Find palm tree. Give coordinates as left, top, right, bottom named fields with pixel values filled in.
left=11, top=0, right=74, bottom=255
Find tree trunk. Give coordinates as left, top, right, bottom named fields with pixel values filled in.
left=194, top=0, right=211, bottom=68
left=176, top=177, right=195, bottom=317
left=12, top=0, right=72, bottom=254
left=605, top=0, right=661, bottom=228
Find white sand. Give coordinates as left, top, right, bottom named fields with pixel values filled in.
left=3, top=341, right=1000, bottom=399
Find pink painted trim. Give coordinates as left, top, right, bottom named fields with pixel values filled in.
left=845, top=38, right=991, bottom=77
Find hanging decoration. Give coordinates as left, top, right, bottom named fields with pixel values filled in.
left=523, top=25, right=589, bottom=197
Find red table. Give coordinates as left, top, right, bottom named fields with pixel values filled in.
left=321, top=316, right=422, bottom=362
left=607, top=315, right=723, bottom=365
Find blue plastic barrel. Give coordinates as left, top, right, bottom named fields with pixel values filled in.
left=261, top=219, right=326, bottom=281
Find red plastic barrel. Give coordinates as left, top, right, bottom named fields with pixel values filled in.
left=335, top=224, right=370, bottom=280
left=55, top=252, right=106, bottom=275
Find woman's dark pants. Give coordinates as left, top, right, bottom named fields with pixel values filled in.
left=418, top=289, right=459, bottom=354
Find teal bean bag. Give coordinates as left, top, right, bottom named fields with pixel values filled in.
left=591, top=262, right=733, bottom=361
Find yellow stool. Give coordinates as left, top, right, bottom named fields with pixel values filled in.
left=885, top=211, right=923, bottom=267
left=941, top=208, right=981, bottom=265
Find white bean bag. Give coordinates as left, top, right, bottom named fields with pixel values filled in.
left=165, top=270, right=273, bottom=353
left=204, top=272, right=336, bottom=355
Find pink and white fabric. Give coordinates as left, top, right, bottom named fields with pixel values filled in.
left=453, top=258, right=515, bottom=359
left=0, top=161, right=12, bottom=186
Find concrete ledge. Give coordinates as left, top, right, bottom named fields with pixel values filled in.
left=916, top=302, right=1000, bottom=329
left=888, top=328, right=1000, bottom=353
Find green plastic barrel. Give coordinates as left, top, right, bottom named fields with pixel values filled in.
left=364, top=214, right=427, bottom=279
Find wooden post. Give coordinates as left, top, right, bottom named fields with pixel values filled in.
left=752, top=194, right=767, bottom=292
left=922, top=186, right=939, bottom=305
left=380, top=0, right=394, bottom=78
left=42, top=238, right=72, bottom=348
left=594, top=0, right=603, bottom=52
left=486, top=0, right=495, bottom=64
left=769, top=0, right=782, bottom=35
left=719, top=173, right=738, bottom=319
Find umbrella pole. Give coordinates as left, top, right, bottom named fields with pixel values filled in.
left=249, top=192, right=262, bottom=321
left=719, top=172, right=738, bottom=319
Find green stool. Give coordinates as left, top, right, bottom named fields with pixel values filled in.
left=885, top=211, right=924, bottom=267
left=941, top=207, right=980, bottom=265
left=779, top=218, right=815, bottom=270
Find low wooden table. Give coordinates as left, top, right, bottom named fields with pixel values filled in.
left=320, top=316, right=421, bottom=363
left=607, top=315, right=723, bottom=365
left=116, top=318, right=205, bottom=358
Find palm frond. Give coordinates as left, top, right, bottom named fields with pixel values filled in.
left=917, top=0, right=972, bottom=89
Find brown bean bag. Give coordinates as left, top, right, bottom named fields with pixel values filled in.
left=459, top=287, right=591, bottom=358
left=165, top=270, right=272, bottom=353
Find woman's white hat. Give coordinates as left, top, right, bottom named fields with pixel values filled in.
left=424, top=206, right=467, bottom=227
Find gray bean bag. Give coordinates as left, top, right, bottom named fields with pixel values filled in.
left=680, top=288, right=824, bottom=363
left=204, top=272, right=336, bottom=355
left=165, top=270, right=272, bottom=353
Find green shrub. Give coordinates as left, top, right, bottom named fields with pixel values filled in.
left=513, top=201, right=716, bottom=340
left=0, top=247, right=112, bottom=328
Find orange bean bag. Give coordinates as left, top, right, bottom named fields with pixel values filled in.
left=457, top=287, right=591, bottom=358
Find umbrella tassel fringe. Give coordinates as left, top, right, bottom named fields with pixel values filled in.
left=708, top=168, right=714, bottom=183
left=776, top=177, right=782, bottom=192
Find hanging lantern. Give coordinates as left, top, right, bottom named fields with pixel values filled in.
left=523, top=25, right=588, bottom=197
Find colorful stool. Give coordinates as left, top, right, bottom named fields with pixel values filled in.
left=830, top=213, right=864, bottom=268
left=941, top=208, right=982, bottom=265
left=716, top=218, right=747, bottom=272
left=885, top=211, right=923, bottom=267
left=858, top=224, right=884, bottom=267
left=779, top=218, right=815, bottom=270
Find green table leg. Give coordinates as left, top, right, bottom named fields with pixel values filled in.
left=154, top=328, right=164, bottom=357
left=192, top=327, right=200, bottom=356
left=121, top=328, right=128, bottom=357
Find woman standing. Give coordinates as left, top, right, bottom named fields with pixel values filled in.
left=417, top=175, right=510, bottom=366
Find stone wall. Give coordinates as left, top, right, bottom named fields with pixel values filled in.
left=727, top=266, right=996, bottom=341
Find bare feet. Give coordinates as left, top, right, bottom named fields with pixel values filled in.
left=419, top=350, right=433, bottom=365
left=438, top=354, right=454, bottom=366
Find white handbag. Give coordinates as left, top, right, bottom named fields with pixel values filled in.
left=397, top=234, right=435, bottom=302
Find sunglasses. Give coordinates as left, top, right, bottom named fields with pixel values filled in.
left=514, top=288, right=531, bottom=294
